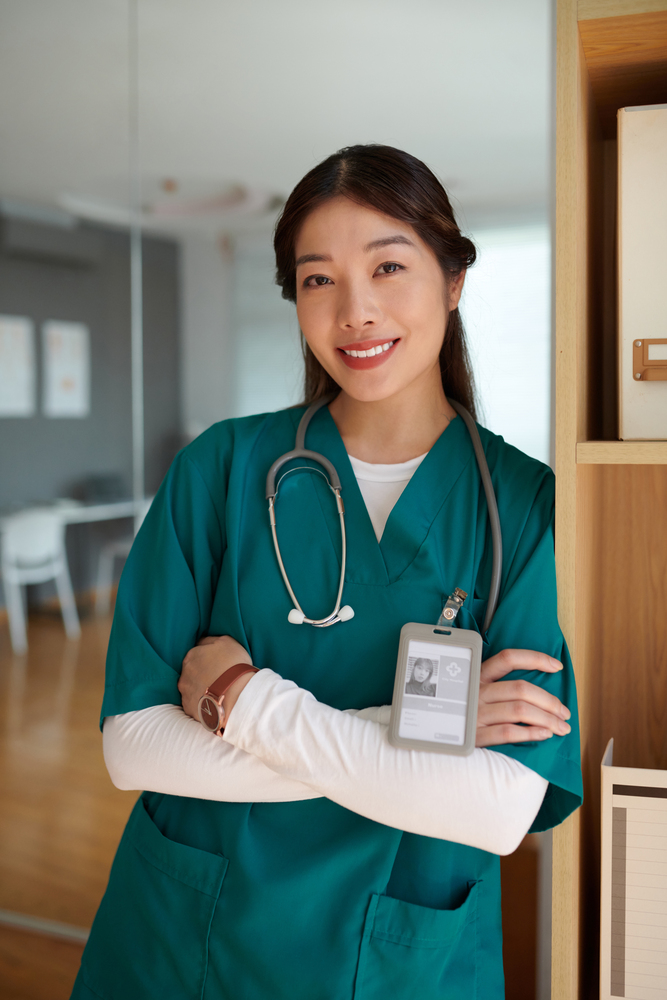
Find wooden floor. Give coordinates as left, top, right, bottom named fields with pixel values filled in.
left=0, top=611, right=539, bottom=1000
left=0, top=612, right=137, bottom=999
left=0, top=926, right=84, bottom=1000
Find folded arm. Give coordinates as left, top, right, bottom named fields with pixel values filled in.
left=103, top=703, right=320, bottom=803
left=222, top=669, right=547, bottom=855
left=103, top=702, right=424, bottom=802
left=103, top=683, right=547, bottom=855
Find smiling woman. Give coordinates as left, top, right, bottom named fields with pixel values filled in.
left=74, top=144, right=581, bottom=1000
left=275, top=145, right=477, bottom=424
left=290, top=195, right=466, bottom=461
left=294, top=197, right=460, bottom=395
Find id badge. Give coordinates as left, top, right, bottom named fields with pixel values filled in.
left=388, top=622, right=483, bottom=756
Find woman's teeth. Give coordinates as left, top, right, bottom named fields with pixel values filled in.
left=342, top=341, right=395, bottom=358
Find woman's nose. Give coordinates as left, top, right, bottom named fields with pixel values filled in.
left=336, top=281, right=381, bottom=330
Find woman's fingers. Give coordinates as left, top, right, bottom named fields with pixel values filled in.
left=476, top=682, right=566, bottom=745
left=479, top=677, right=570, bottom=721
left=478, top=696, right=571, bottom=736
left=475, top=649, right=571, bottom=748
left=480, top=648, right=562, bottom=684
left=476, top=724, right=554, bottom=748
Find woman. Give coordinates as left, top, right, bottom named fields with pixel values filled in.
left=72, top=145, right=581, bottom=1000
left=406, top=657, right=437, bottom=697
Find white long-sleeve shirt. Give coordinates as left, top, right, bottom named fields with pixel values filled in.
left=104, top=672, right=546, bottom=855
left=102, top=454, right=548, bottom=856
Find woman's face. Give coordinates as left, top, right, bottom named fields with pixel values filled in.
left=413, top=663, right=430, bottom=683
left=294, top=196, right=464, bottom=404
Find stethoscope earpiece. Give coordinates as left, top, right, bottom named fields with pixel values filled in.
left=337, top=605, right=354, bottom=622
left=288, top=609, right=306, bottom=625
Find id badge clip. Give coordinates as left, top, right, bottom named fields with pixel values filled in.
left=388, top=589, right=483, bottom=757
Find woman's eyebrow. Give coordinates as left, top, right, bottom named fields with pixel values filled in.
left=364, top=235, right=415, bottom=252
left=295, top=235, right=414, bottom=268
left=295, top=252, right=332, bottom=267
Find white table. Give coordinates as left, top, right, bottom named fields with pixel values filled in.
left=0, top=498, right=150, bottom=531
left=0, top=498, right=153, bottom=636
left=51, top=499, right=146, bottom=525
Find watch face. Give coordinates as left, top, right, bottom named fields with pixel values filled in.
left=198, top=695, right=222, bottom=732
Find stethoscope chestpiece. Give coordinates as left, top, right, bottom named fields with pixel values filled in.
left=287, top=605, right=354, bottom=626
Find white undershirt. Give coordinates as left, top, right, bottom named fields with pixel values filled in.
left=102, top=455, right=548, bottom=855
left=348, top=452, right=427, bottom=540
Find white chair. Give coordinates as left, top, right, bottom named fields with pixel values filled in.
left=1, top=510, right=81, bottom=654
left=95, top=498, right=152, bottom=616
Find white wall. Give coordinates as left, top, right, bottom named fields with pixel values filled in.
left=180, top=233, right=235, bottom=438
left=179, top=224, right=553, bottom=468
left=462, top=224, right=551, bottom=465
left=231, top=237, right=303, bottom=418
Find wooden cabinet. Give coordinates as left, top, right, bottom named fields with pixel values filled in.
left=553, top=2, right=667, bottom=996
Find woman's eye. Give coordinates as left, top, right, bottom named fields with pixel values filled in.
left=376, top=262, right=403, bottom=275
left=304, top=275, right=332, bottom=287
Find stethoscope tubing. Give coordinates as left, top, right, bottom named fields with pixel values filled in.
left=267, top=397, right=351, bottom=626
left=448, top=400, right=502, bottom=634
left=266, top=395, right=502, bottom=633
left=268, top=490, right=348, bottom=627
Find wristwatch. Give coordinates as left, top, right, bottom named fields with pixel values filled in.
left=197, top=663, right=258, bottom=736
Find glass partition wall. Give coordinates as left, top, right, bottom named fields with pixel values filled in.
left=0, top=4, right=554, bottom=999
left=0, top=0, right=158, bottom=984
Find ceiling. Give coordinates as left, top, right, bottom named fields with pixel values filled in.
left=0, top=0, right=552, bottom=235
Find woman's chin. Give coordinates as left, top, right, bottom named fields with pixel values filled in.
left=329, top=355, right=444, bottom=408
left=333, top=372, right=408, bottom=405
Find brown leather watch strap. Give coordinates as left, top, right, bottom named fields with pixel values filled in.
left=206, top=663, right=258, bottom=700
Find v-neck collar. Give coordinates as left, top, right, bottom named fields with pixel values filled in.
left=297, top=405, right=476, bottom=586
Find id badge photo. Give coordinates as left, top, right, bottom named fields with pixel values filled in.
left=388, top=617, right=483, bottom=757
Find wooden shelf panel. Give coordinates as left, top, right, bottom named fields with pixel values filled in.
left=577, top=440, right=667, bottom=463
left=579, top=9, right=667, bottom=137
left=579, top=0, right=667, bottom=23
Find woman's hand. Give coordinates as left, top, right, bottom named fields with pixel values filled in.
left=476, top=649, right=571, bottom=748
left=178, top=635, right=254, bottom=723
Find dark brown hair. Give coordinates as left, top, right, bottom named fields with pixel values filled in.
left=273, top=144, right=478, bottom=416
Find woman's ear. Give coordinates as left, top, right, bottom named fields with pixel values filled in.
left=447, top=271, right=466, bottom=312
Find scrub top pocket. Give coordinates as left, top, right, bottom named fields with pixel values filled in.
left=79, top=798, right=228, bottom=1000
left=353, top=881, right=480, bottom=1000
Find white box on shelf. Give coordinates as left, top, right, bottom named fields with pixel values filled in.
left=600, top=739, right=667, bottom=1000
left=618, top=104, right=667, bottom=440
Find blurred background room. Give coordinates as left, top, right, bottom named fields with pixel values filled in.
left=0, top=2, right=553, bottom=997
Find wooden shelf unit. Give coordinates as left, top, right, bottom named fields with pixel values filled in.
left=553, top=2, right=667, bottom=997
left=577, top=441, right=667, bottom=463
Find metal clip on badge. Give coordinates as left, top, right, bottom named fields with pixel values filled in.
left=437, top=588, right=468, bottom=627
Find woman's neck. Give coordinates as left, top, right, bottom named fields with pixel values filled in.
left=328, top=376, right=457, bottom=464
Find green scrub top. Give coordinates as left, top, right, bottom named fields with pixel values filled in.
left=72, top=405, right=582, bottom=1000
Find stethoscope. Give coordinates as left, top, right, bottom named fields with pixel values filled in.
left=265, top=396, right=503, bottom=633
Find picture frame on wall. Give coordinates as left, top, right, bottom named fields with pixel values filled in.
left=0, top=315, right=36, bottom=417
left=42, top=320, right=90, bottom=418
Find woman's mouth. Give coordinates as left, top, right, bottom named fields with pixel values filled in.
left=337, top=338, right=399, bottom=370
